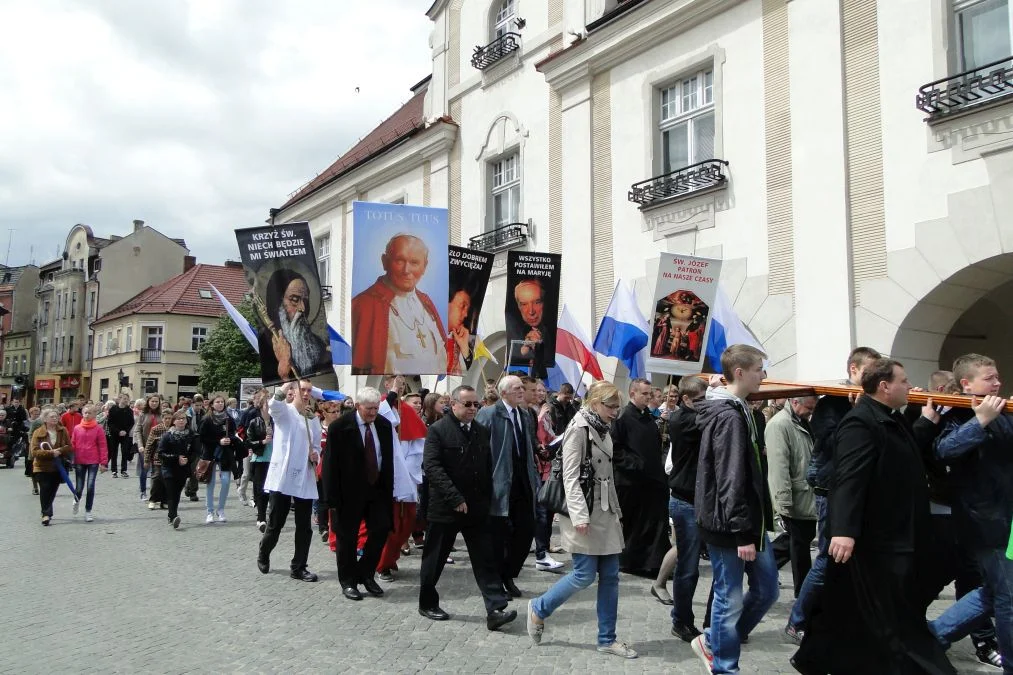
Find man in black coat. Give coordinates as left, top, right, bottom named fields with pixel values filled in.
left=417, top=385, right=516, bottom=631
left=322, top=387, right=394, bottom=601
left=611, top=377, right=670, bottom=575
left=792, top=358, right=955, bottom=675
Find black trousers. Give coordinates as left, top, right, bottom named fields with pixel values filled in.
left=163, top=470, right=188, bottom=520
left=37, top=471, right=60, bottom=518
left=334, top=487, right=391, bottom=587
left=490, top=496, right=535, bottom=581
left=184, top=450, right=200, bottom=497
left=784, top=517, right=818, bottom=598
left=259, top=493, right=313, bottom=572
left=251, top=462, right=270, bottom=522
left=419, top=519, right=509, bottom=614
left=108, top=435, right=132, bottom=472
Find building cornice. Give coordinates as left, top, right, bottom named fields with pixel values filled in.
left=276, top=121, right=458, bottom=222
left=537, top=0, right=744, bottom=91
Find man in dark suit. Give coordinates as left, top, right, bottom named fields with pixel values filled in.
left=322, top=386, right=394, bottom=601
left=417, top=385, right=516, bottom=631
left=475, top=375, right=540, bottom=598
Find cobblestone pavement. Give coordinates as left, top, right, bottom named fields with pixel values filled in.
left=1, top=465, right=992, bottom=674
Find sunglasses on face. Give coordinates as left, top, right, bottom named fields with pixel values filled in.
left=456, top=400, right=479, bottom=408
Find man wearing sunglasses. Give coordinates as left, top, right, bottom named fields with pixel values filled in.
left=417, top=385, right=516, bottom=631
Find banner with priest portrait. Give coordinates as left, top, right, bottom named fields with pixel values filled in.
left=350, top=202, right=450, bottom=376
left=505, top=251, right=562, bottom=380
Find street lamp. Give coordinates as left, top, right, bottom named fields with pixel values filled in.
left=117, top=368, right=126, bottom=389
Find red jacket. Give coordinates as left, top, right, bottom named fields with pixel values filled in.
left=72, top=422, right=109, bottom=466
left=61, top=411, right=83, bottom=436
left=350, top=277, right=446, bottom=375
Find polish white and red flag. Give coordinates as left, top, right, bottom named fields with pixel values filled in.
left=546, top=305, right=603, bottom=394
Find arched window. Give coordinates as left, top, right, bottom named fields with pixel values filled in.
left=492, top=0, right=516, bottom=39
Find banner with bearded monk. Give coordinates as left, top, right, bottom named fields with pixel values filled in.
left=350, top=202, right=450, bottom=376
left=235, top=222, right=333, bottom=386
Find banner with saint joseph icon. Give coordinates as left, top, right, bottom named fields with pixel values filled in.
left=647, top=253, right=722, bottom=376
left=350, top=202, right=450, bottom=376
left=235, top=223, right=333, bottom=386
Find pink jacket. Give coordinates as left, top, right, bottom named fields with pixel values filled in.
left=72, top=423, right=109, bottom=466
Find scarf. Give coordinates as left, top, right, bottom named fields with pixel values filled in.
left=169, top=427, right=189, bottom=439
left=79, top=419, right=97, bottom=429
left=210, top=410, right=229, bottom=426
left=579, top=406, right=611, bottom=437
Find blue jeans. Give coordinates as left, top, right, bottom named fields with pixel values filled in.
left=532, top=552, right=620, bottom=647
left=705, top=533, right=780, bottom=674
left=669, top=496, right=701, bottom=627
left=74, top=464, right=99, bottom=512
left=205, top=468, right=231, bottom=514
left=930, top=548, right=1012, bottom=673
left=788, top=494, right=828, bottom=628
left=137, top=451, right=148, bottom=495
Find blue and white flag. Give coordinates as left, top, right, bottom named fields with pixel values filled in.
left=593, top=280, right=650, bottom=379
left=210, top=284, right=258, bottom=353
left=328, top=325, right=351, bottom=366
left=704, top=286, right=767, bottom=373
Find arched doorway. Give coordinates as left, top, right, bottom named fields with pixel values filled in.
left=890, top=253, right=1013, bottom=387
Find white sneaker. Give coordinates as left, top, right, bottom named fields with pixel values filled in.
left=216, top=511, right=226, bottom=523
left=205, top=512, right=214, bottom=524
left=257, top=521, right=267, bottom=533
left=172, top=516, right=181, bottom=529
left=535, top=555, right=564, bottom=571
left=248, top=499, right=256, bottom=508
left=597, top=641, right=638, bottom=659
left=72, top=500, right=79, bottom=515
left=85, top=512, right=94, bottom=522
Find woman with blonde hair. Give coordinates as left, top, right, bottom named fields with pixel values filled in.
left=31, top=410, right=73, bottom=525
left=527, top=380, right=637, bottom=659
left=199, top=393, right=240, bottom=524
left=71, top=404, right=109, bottom=522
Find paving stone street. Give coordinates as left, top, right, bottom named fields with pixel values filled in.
left=1, top=465, right=992, bottom=674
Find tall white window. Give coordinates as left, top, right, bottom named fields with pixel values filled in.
left=954, top=0, right=1012, bottom=70
left=21, top=355, right=26, bottom=374
left=659, top=69, right=715, bottom=175
left=125, top=326, right=132, bottom=351
left=490, top=153, right=521, bottom=229
left=144, top=326, right=163, bottom=351
left=493, top=0, right=515, bottom=38
left=106, top=332, right=112, bottom=354
left=191, top=325, right=208, bottom=351
left=315, top=236, right=330, bottom=287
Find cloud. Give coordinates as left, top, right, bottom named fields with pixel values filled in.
left=0, top=0, right=432, bottom=267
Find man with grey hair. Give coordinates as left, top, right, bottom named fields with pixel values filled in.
left=475, top=375, right=540, bottom=598
left=765, top=395, right=818, bottom=600
left=322, top=386, right=395, bottom=601
left=351, top=233, right=447, bottom=375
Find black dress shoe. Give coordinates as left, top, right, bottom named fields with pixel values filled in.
left=362, top=577, right=385, bottom=597
left=671, top=622, right=701, bottom=643
left=503, top=578, right=522, bottom=597
left=257, top=557, right=270, bottom=574
left=418, top=606, right=450, bottom=621
left=342, top=585, right=363, bottom=601
left=486, top=608, right=518, bottom=631
left=290, top=568, right=318, bottom=582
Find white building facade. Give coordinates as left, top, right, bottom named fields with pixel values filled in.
left=278, top=0, right=1013, bottom=389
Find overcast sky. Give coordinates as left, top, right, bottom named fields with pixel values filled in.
left=0, top=0, right=432, bottom=268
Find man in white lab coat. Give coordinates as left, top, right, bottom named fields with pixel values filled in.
left=258, top=379, right=322, bottom=582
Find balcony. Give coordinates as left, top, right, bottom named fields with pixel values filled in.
left=468, top=222, right=529, bottom=253
left=916, top=56, right=1013, bottom=121
left=140, top=348, right=163, bottom=363
left=471, top=32, right=520, bottom=70
left=586, top=0, right=647, bottom=32
left=321, top=285, right=332, bottom=301
left=628, top=159, right=729, bottom=208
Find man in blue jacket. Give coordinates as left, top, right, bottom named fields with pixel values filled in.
left=475, top=375, right=540, bottom=598
left=928, top=353, right=1013, bottom=673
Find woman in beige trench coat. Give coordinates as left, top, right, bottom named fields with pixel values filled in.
left=526, top=381, right=638, bottom=659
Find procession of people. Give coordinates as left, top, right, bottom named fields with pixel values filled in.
left=14, top=339, right=1012, bottom=674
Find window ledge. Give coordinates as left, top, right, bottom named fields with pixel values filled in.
left=916, top=55, right=1013, bottom=123
left=481, top=48, right=523, bottom=89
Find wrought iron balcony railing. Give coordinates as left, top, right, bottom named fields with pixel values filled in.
left=916, top=56, right=1013, bottom=120
left=471, top=32, right=521, bottom=70
left=628, top=159, right=729, bottom=208
left=468, top=222, right=529, bottom=253
left=139, top=348, right=163, bottom=363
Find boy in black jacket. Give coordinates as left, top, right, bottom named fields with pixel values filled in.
left=691, top=345, right=778, bottom=674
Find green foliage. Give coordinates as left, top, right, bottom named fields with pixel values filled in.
left=196, top=300, right=260, bottom=396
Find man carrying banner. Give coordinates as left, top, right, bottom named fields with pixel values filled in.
left=351, top=234, right=447, bottom=375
